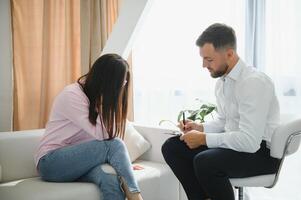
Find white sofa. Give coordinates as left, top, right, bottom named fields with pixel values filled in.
left=0, top=125, right=188, bottom=200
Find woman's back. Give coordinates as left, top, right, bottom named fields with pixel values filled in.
left=34, top=83, right=109, bottom=166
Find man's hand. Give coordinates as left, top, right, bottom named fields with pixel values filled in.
left=179, top=130, right=206, bottom=149
left=178, top=120, right=204, bottom=133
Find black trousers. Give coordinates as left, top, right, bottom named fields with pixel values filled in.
left=161, top=136, right=280, bottom=200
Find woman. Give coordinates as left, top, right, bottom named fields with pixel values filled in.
left=35, top=54, right=143, bottom=200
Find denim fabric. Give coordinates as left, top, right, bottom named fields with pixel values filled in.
left=38, top=138, right=140, bottom=200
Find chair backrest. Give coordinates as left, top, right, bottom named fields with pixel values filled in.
left=270, top=118, right=301, bottom=159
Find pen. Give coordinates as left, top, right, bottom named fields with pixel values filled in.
left=183, top=112, right=186, bottom=131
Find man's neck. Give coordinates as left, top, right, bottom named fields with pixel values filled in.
left=225, top=55, right=239, bottom=75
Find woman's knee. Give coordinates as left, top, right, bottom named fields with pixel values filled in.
left=109, top=138, right=126, bottom=151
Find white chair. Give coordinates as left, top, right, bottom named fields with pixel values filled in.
left=230, top=118, right=301, bottom=200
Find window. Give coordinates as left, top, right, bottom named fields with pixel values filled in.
left=265, top=0, right=301, bottom=116
left=247, top=1, right=301, bottom=199
left=132, top=0, right=245, bottom=126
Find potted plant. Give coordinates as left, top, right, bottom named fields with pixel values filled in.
left=177, top=102, right=217, bottom=123
left=159, top=99, right=217, bottom=127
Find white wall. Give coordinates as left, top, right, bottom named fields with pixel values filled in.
left=0, top=0, right=13, bottom=131
left=101, top=0, right=153, bottom=60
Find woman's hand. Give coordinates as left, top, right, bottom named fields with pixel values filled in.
left=178, top=120, right=204, bottom=133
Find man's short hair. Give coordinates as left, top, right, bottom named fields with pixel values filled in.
left=196, top=23, right=237, bottom=51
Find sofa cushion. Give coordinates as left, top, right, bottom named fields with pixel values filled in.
left=124, top=121, right=151, bottom=162
left=0, top=178, right=100, bottom=200
left=0, top=160, right=179, bottom=200
left=131, top=160, right=179, bottom=200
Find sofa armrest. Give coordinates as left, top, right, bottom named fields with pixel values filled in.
left=0, top=129, right=44, bottom=183
left=133, top=124, right=179, bottom=163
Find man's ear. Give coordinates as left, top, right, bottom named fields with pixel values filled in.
left=226, top=48, right=235, bottom=59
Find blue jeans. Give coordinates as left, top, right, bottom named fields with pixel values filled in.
left=38, top=138, right=140, bottom=200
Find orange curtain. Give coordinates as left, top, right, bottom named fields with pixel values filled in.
left=12, top=0, right=81, bottom=130
left=80, top=0, right=121, bottom=73
left=12, top=0, right=128, bottom=130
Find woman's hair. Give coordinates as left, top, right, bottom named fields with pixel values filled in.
left=77, top=54, right=130, bottom=139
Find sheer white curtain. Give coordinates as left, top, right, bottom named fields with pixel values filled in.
left=265, top=3, right=301, bottom=198
left=132, top=0, right=245, bottom=127
left=265, top=0, right=301, bottom=116
left=248, top=1, right=301, bottom=199
left=245, top=0, right=266, bottom=71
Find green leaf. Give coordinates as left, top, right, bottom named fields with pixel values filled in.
left=179, top=102, right=216, bottom=123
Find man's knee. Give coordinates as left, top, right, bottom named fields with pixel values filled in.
left=161, top=136, right=179, bottom=158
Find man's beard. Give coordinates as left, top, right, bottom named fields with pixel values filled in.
left=210, top=63, right=229, bottom=78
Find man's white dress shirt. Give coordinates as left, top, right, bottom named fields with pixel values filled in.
left=203, top=59, right=280, bottom=153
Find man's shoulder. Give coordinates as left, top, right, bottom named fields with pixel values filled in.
left=233, top=67, right=275, bottom=96
left=239, top=66, right=274, bottom=85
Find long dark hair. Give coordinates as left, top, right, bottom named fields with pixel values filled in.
left=77, top=54, right=130, bottom=139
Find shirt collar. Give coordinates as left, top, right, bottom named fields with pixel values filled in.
left=223, top=59, right=245, bottom=81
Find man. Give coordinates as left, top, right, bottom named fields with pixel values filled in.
left=161, top=23, right=281, bottom=200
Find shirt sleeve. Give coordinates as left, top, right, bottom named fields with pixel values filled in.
left=202, top=100, right=226, bottom=133
left=206, top=77, right=273, bottom=153
left=54, top=88, right=109, bottom=140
